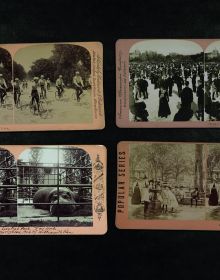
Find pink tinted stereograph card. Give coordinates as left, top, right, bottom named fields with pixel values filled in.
left=0, top=145, right=107, bottom=235
left=0, top=42, right=104, bottom=131
left=116, top=39, right=220, bottom=128
left=116, top=141, right=220, bottom=230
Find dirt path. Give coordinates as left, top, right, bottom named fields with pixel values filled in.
left=0, top=86, right=93, bottom=125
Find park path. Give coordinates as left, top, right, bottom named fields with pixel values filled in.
left=0, top=85, right=92, bottom=125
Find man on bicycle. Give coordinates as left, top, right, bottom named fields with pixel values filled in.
left=56, top=75, right=64, bottom=97
left=38, top=75, right=47, bottom=99
left=31, top=77, right=40, bottom=113
left=73, top=71, right=84, bottom=102
left=12, top=78, right=21, bottom=105
left=46, top=78, right=51, bottom=90
left=0, top=74, right=8, bottom=104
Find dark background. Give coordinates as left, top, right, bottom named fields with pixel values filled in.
left=0, top=0, right=220, bottom=278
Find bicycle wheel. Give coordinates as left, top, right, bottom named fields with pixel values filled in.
left=4, top=96, right=13, bottom=110
left=15, top=96, right=21, bottom=109
left=55, top=90, right=60, bottom=100
left=72, top=90, right=77, bottom=100
left=30, top=100, right=37, bottom=115
left=39, top=100, right=48, bottom=118
left=18, top=99, right=23, bottom=110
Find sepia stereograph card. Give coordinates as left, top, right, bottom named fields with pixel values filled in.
left=116, top=39, right=220, bottom=128
left=116, top=141, right=220, bottom=230
left=0, top=42, right=104, bottom=131
left=0, top=145, right=107, bottom=235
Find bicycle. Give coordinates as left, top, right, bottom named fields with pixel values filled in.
left=30, top=99, right=48, bottom=118
left=29, top=98, right=38, bottom=115
left=72, top=85, right=85, bottom=102
left=15, top=93, right=23, bottom=109
left=40, top=86, right=47, bottom=99
left=0, top=92, right=13, bottom=110
left=55, top=87, right=64, bottom=100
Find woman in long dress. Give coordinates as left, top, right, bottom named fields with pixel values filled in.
left=167, top=187, right=179, bottom=212
left=131, top=182, right=141, bottom=205
left=158, top=88, right=171, bottom=118
left=209, top=184, right=219, bottom=206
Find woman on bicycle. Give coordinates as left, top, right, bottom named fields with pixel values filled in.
left=31, top=77, right=40, bottom=113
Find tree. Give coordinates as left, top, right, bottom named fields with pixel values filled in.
left=51, top=44, right=91, bottom=84
left=28, top=148, right=44, bottom=184
left=28, top=58, right=56, bottom=81
left=194, top=144, right=205, bottom=191
left=0, top=47, right=12, bottom=84
left=0, top=149, right=16, bottom=185
left=207, top=145, right=220, bottom=180
left=130, top=143, right=195, bottom=185
left=13, top=61, right=26, bottom=80
left=63, top=148, right=92, bottom=186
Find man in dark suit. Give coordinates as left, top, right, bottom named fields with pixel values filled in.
left=166, top=74, right=174, bottom=96
left=176, top=74, right=184, bottom=96
left=196, top=80, right=204, bottom=121
left=139, top=76, right=149, bottom=99
left=191, top=72, right=197, bottom=93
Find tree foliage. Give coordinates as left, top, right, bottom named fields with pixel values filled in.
left=28, top=148, right=44, bottom=184
left=63, top=148, right=92, bottom=186
left=0, top=47, right=12, bottom=84
left=130, top=50, right=204, bottom=63
left=13, top=61, right=26, bottom=80
left=130, top=143, right=195, bottom=184
left=207, top=145, right=220, bottom=179
left=28, top=44, right=91, bottom=85
left=28, top=58, right=55, bottom=80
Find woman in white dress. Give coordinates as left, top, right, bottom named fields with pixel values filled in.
left=167, top=187, right=179, bottom=212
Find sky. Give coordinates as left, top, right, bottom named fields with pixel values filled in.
left=129, top=40, right=203, bottom=56
left=13, top=44, right=54, bottom=72
left=19, top=146, right=65, bottom=164
left=205, top=40, right=220, bottom=53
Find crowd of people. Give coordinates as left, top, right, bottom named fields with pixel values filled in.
left=131, top=179, right=204, bottom=216
left=0, top=71, right=88, bottom=113
left=129, top=61, right=205, bottom=121
left=204, top=63, right=220, bottom=120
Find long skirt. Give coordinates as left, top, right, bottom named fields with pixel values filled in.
left=158, top=97, right=171, bottom=118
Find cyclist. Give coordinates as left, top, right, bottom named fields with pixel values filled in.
left=12, top=78, right=21, bottom=105
left=46, top=78, right=51, bottom=90
left=31, top=77, right=40, bottom=113
left=38, top=75, right=47, bottom=99
left=55, top=75, right=64, bottom=98
left=73, top=71, right=84, bottom=102
left=0, top=74, right=8, bottom=104
left=24, top=80, right=28, bottom=89
left=22, top=80, right=26, bottom=90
